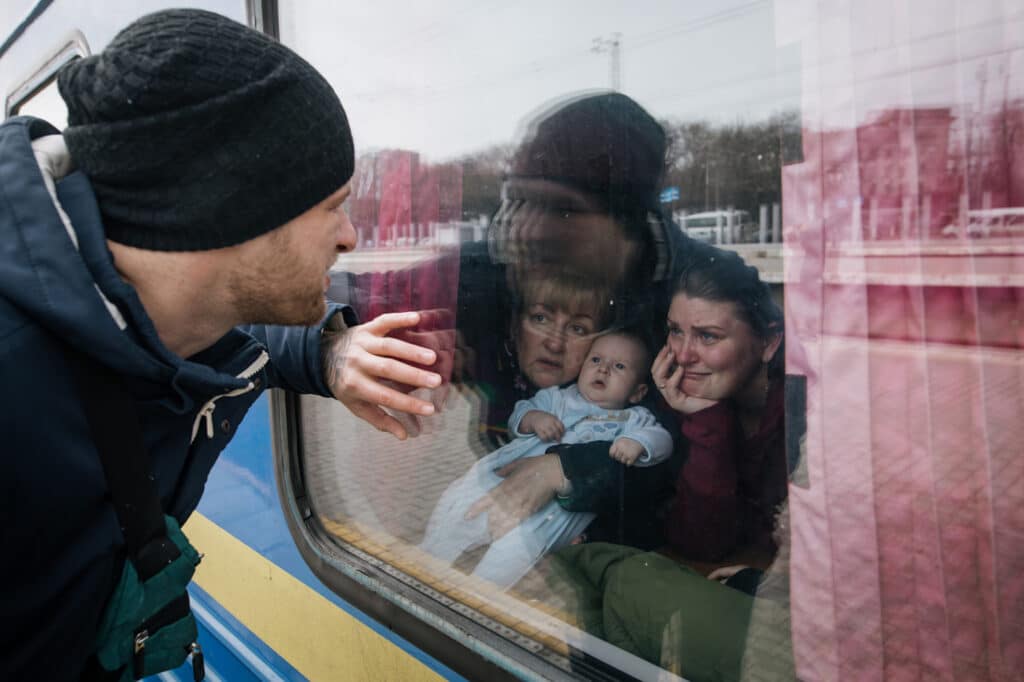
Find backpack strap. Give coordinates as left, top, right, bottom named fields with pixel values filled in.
left=67, top=351, right=168, bottom=569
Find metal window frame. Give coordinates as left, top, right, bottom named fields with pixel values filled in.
left=4, top=29, right=87, bottom=119
left=270, top=389, right=595, bottom=681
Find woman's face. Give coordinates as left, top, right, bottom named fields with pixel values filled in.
left=517, top=301, right=599, bottom=389
left=665, top=293, right=776, bottom=402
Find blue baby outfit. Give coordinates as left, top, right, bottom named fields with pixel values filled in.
left=420, top=384, right=672, bottom=588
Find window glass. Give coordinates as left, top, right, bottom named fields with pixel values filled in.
left=11, top=76, right=67, bottom=129
left=282, top=1, right=1024, bottom=679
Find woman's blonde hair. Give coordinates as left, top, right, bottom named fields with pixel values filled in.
left=516, top=266, right=613, bottom=329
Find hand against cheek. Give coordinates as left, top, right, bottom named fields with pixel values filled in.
left=651, top=345, right=719, bottom=415
left=323, top=311, right=442, bottom=440
left=519, top=410, right=565, bottom=442
left=609, top=437, right=645, bottom=466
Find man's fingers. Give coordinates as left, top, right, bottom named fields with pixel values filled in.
left=346, top=401, right=408, bottom=440
left=386, top=407, right=422, bottom=438
left=365, top=354, right=442, bottom=390
left=350, top=375, right=436, bottom=416
left=367, top=335, right=438, bottom=367
left=362, top=311, right=423, bottom=335
left=377, top=385, right=436, bottom=416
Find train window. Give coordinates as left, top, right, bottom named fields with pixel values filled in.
left=5, top=33, right=87, bottom=128
left=275, top=1, right=1024, bottom=680
left=9, top=76, right=67, bottom=128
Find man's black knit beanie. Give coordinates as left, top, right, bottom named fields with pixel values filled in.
left=510, top=92, right=667, bottom=216
left=58, top=9, right=355, bottom=251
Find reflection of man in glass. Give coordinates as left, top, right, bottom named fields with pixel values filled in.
left=452, top=92, right=700, bottom=549
left=338, top=92, right=698, bottom=550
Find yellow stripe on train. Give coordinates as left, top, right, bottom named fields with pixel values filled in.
left=184, top=513, right=443, bottom=681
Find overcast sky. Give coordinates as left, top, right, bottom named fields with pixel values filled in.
left=278, top=0, right=791, bottom=162
left=4, top=0, right=1020, bottom=164
left=277, top=0, right=1022, bottom=163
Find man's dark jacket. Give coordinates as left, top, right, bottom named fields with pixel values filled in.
left=0, top=117, right=350, bottom=680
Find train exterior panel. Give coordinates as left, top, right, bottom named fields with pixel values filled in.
left=3, top=0, right=1021, bottom=680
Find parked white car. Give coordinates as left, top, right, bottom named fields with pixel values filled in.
left=675, top=210, right=752, bottom=243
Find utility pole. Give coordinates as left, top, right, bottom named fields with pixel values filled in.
left=592, top=33, right=622, bottom=91
left=704, top=157, right=711, bottom=210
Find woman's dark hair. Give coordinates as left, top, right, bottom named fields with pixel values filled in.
left=672, top=245, right=784, bottom=367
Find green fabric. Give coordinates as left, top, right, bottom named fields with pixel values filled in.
left=94, top=515, right=199, bottom=678
left=550, top=543, right=756, bottom=682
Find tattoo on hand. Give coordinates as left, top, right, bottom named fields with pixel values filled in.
left=321, top=329, right=349, bottom=398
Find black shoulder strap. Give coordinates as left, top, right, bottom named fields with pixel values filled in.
left=67, top=350, right=166, bottom=557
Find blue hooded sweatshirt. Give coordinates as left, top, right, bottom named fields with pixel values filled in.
left=0, top=117, right=353, bottom=680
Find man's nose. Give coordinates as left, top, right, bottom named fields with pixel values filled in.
left=336, top=205, right=357, bottom=253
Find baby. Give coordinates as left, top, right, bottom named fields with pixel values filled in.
left=420, top=331, right=672, bottom=589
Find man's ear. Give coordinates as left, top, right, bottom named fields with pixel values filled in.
left=629, top=383, right=649, bottom=404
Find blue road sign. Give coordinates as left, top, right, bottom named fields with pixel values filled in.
left=660, top=187, right=680, bottom=203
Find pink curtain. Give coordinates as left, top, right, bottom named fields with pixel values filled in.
left=783, top=0, right=1024, bottom=678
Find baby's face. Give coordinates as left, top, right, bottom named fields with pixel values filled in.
left=577, top=334, right=649, bottom=409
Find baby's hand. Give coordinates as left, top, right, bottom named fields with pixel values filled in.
left=519, top=410, right=565, bottom=442
left=609, top=437, right=645, bottom=466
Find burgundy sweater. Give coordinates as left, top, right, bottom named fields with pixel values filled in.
left=666, top=381, right=787, bottom=562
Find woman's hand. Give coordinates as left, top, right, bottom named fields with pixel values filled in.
left=651, top=345, right=719, bottom=415
left=464, top=454, right=566, bottom=540
left=322, top=311, right=442, bottom=440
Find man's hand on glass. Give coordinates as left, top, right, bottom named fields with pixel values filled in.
left=322, top=311, right=442, bottom=440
